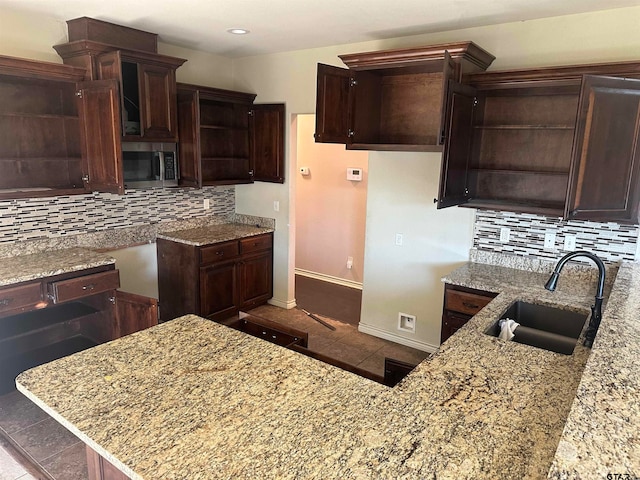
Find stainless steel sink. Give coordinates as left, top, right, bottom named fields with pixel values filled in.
left=485, top=301, right=589, bottom=355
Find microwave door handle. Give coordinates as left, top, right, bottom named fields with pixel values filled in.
left=158, top=151, right=165, bottom=181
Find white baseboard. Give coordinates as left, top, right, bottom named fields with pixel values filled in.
left=268, top=298, right=297, bottom=309
left=357, top=322, right=439, bottom=353
left=295, top=268, right=363, bottom=290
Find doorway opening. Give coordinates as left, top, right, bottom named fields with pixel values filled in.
left=292, top=114, right=368, bottom=326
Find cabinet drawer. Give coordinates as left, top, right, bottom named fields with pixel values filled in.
left=240, top=234, right=272, bottom=255
left=241, top=320, right=306, bottom=348
left=0, top=282, right=43, bottom=315
left=200, top=241, right=240, bottom=264
left=48, top=270, right=120, bottom=304
left=445, top=289, right=494, bottom=316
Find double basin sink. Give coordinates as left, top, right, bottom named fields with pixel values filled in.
left=486, top=301, right=589, bottom=355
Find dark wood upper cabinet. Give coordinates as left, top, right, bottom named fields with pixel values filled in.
left=315, top=63, right=352, bottom=144
left=437, top=61, right=640, bottom=223
left=0, top=54, right=89, bottom=199
left=177, top=83, right=285, bottom=186
left=96, top=51, right=182, bottom=142
left=55, top=44, right=185, bottom=143
left=250, top=104, right=285, bottom=183
left=314, top=42, right=495, bottom=152
left=566, top=75, right=640, bottom=223
left=53, top=18, right=186, bottom=194
left=437, top=80, right=476, bottom=208
left=77, top=79, right=124, bottom=194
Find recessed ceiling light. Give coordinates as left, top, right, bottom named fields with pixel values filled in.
left=227, top=28, right=250, bottom=35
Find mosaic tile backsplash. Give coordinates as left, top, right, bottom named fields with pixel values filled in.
left=473, top=210, right=640, bottom=263
left=0, top=186, right=234, bottom=244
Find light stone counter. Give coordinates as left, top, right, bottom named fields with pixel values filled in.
left=15, top=260, right=639, bottom=479
left=156, top=223, right=273, bottom=247
left=0, top=247, right=115, bottom=287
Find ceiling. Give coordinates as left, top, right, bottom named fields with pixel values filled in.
left=1, top=0, right=638, bottom=57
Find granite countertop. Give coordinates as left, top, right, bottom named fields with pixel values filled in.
left=156, top=223, right=274, bottom=246
left=443, top=261, right=639, bottom=479
left=0, top=247, right=116, bottom=287
left=17, top=259, right=638, bottom=479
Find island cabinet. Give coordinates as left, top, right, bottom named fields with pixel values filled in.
left=441, top=284, right=497, bottom=343
left=0, top=55, right=90, bottom=200
left=157, top=232, right=273, bottom=322
left=53, top=17, right=186, bottom=194
left=436, top=61, right=640, bottom=223
left=177, top=83, right=285, bottom=186
left=314, top=41, right=495, bottom=152
left=0, top=265, right=121, bottom=394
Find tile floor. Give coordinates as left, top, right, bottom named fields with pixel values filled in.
left=246, top=304, right=431, bottom=378
left=0, top=289, right=432, bottom=479
left=0, top=389, right=86, bottom=480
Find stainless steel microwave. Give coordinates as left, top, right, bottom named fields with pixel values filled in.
left=122, top=142, right=179, bottom=189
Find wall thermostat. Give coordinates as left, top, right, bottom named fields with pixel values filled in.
left=347, top=167, right=362, bottom=181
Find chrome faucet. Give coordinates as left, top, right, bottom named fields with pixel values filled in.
left=544, top=251, right=605, bottom=348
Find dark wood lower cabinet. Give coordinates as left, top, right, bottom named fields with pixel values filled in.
left=0, top=266, right=118, bottom=394
left=199, top=260, right=238, bottom=320
left=87, top=445, right=130, bottom=480
left=441, top=284, right=497, bottom=343
left=157, top=233, right=274, bottom=322
left=114, top=291, right=158, bottom=338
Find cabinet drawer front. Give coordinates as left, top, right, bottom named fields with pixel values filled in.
left=200, top=241, right=240, bottom=264
left=49, top=270, right=120, bottom=304
left=241, top=321, right=304, bottom=348
left=240, top=234, right=272, bottom=255
left=0, top=282, right=43, bottom=315
left=445, top=289, right=493, bottom=316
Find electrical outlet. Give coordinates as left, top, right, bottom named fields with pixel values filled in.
left=273, top=200, right=279, bottom=212
left=564, top=235, right=576, bottom=251
left=395, top=233, right=403, bottom=246
left=544, top=231, right=556, bottom=250
left=346, top=256, right=353, bottom=269
left=203, top=199, right=210, bottom=209
left=500, top=228, right=510, bottom=243
left=398, top=313, right=416, bottom=333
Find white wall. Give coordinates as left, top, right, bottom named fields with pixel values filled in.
left=232, top=6, right=640, bottom=349
left=359, top=152, right=474, bottom=350
left=109, top=244, right=159, bottom=299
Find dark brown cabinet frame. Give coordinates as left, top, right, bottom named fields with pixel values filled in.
left=314, top=42, right=495, bottom=152
left=441, top=284, right=497, bottom=343
left=54, top=27, right=186, bottom=195
left=157, top=233, right=274, bottom=322
left=0, top=55, right=89, bottom=199
left=177, top=83, right=285, bottom=186
left=437, top=61, right=640, bottom=223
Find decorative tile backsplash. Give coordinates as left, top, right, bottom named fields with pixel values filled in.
left=473, top=210, right=640, bottom=263
left=0, top=187, right=234, bottom=244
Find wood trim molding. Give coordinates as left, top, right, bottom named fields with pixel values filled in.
left=357, top=322, right=438, bottom=353
left=465, top=60, right=640, bottom=89
left=0, top=54, right=86, bottom=82
left=294, top=268, right=363, bottom=290
left=339, top=41, right=495, bottom=72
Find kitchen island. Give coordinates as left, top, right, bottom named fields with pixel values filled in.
left=16, top=261, right=639, bottom=479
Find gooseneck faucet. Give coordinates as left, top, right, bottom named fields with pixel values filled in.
left=544, top=251, right=605, bottom=348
